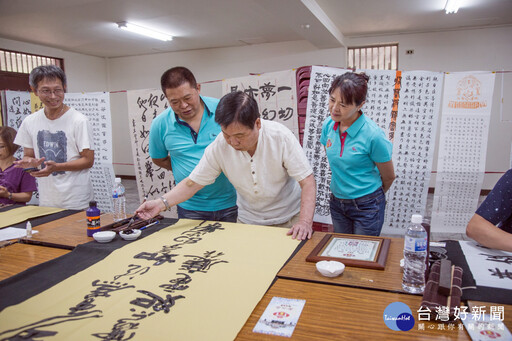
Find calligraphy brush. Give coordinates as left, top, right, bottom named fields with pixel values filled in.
left=124, top=195, right=147, bottom=230
left=125, top=216, right=136, bottom=229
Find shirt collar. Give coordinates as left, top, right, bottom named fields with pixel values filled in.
left=332, top=113, right=366, bottom=137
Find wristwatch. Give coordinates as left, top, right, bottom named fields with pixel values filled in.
left=160, top=196, right=171, bottom=211
left=8, top=192, right=12, bottom=200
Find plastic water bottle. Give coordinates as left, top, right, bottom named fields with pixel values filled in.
left=112, top=177, right=127, bottom=222
left=26, top=221, right=32, bottom=238
left=402, top=214, right=428, bottom=294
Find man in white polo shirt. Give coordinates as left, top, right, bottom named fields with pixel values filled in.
left=136, top=91, right=316, bottom=240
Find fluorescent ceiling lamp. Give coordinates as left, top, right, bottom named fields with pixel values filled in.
left=445, top=0, right=462, bottom=14
left=117, top=21, right=173, bottom=41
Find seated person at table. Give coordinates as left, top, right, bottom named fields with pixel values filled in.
left=466, top=169, right=512, bottom=252
left=136, top=91, right=316, bottom=240
left=0, top=126, right=37, bottom=205
left=14, top=65, right=95, bottom=210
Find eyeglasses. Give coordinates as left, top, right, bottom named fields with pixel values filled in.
left=39, top=89, right=65, bottom=96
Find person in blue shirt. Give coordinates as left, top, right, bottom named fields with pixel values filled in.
left=466, top=169, right=512, bottom=252
left=320, top=72, right=395, bottom=236
left=149, top=67, right=237, bottom=221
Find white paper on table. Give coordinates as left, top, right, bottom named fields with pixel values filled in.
left=0, top=227, right=38, bottom=241
left=459, top=241, right=512, bottom=289
left=462, top=314, right=512, bottom=341
left=252, top=297, right=306, bottom=337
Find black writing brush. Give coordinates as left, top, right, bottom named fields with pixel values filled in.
left=125, top=195, right=147, bottom=230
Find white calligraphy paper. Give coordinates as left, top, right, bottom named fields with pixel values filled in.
left=356, top=69, right=396, bottom=137
left=383, top=71, right=443, bottom=234
left=64, top=92, right=116, bottom=212
left=459, top=241, right=512, bottom=289
left=303, top=67, right=442, bottom=230
left=222, top=69, right=299, bottom=138
left=431, top=72, right=495, bottom=233
left=126, top=89, right=177, bottom=218
left=303, top=66, right=349, bottom=224
left=4, top=90, right=31, bottom=160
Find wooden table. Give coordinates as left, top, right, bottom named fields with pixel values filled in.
left=0, top=243, right=70, bottom=281
left=236, top=278, right=481, bottom=340
left=278, top=232, right=406, bottom=293
left=19, top=211, right=115, bottom=249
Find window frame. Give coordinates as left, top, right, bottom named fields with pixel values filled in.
left=347, top=43, right=398, bottom=70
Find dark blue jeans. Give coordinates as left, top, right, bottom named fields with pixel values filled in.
left=177, top=205, right=238, bottom=223
left=329, top=188, right=386, bottom=236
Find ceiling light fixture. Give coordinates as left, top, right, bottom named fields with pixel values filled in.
left=117, top=21, right=173, bottom=41
left=444, top=0, right=462, bottom=14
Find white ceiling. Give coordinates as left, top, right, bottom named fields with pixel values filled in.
left=0, top=0, right=511, bottom=58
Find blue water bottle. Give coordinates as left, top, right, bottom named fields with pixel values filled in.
left=86, top=200, right=101, bottom=237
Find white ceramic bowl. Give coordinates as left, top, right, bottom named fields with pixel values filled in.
left=93, top=231, right=116, bottom=243
left=119, top=229, right=142, bottom=241
left=316, top=260, right=345, bottom=277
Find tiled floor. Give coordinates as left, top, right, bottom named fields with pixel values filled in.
left=122, top=178, right=483, bottom=242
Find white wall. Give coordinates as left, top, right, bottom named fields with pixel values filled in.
left=4, top=26, right=511, bottom=188
left=348, top=26, right=512, bottom=188
left=107, top=40, right=345, bottom=176
left=0, top=38, right=108, bottom=92
left=108, top=27, right=512, bottom=186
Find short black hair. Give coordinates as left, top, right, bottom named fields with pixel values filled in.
left=329, top=72, right=370, bottom=106
left=215, top=91, right=260, bottom=129
left=160, top=66, right=197, bottom=93
left=29, top=65, right=67, bottom=90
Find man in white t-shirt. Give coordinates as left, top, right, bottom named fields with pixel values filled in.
left=14, top=65, right=94, bottom=209
left=136, top=91, right=316, bottom=240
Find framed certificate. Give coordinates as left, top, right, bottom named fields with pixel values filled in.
left=306, top=234, right=391, bottom=270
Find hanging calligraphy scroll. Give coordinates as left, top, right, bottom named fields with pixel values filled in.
left=0, top=219, right=300, bottom=340
left=303, top=67, right=443, bottom=232
left=303, top=66, right=348, bottom=224
left=431, top=72, right=495, bottom=233
left=356, top=69, right=396, bottom=139
left=64, top=92, right=116, bottom=212
left=126, top=89, right=177, bottom=218
left=383, top=71, right=443, bottom=233
left=222, top=69, right=299, bottom=138
left=30, top=92, right=44, bottom=114
left=3, top=90, right=32, bottom=160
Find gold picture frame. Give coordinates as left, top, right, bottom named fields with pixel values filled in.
left=306, top=234, right=391, bottom=270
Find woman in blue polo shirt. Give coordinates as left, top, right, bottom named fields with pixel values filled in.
left=320, top=72, right=395, bottom=236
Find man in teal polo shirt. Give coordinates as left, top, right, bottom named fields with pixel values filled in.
left=149, top=67, right=237, bottom=221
